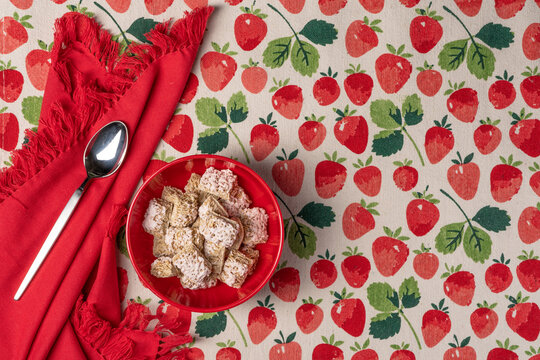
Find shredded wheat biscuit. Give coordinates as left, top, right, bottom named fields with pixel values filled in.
left=150, top=257, right=176, bottom=278
left=240, top=207, right=269, bottom=247
left=218, top=250, right=251, bottom=288
left=172, top=242, right=211, bottom=285
left=221, top=185, right=251, bottom=217
left=198, top=167, right=237, bottom=200
left=143, top=198, right=172, bottom=235
left=169, top=192, right=198, bottom=227
left=199, top=195, right=228, bottom=218
left=199, top=213, right=239, bottom=248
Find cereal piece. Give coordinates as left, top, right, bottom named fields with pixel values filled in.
left=239, top=246, right=259, bottom=275
left=180, top=273, right=218, bottom=290
left=199, top=195, right=228, bottom=218
left=167, top=227, right=199, bottom=253
left=143, top=198, right=171, bottom=235
left=191, top=217, right=201, bottom=230
left=230, top=217, right=244, bottom=250
left=172, top=243, right=211, bottom=285
left=199, top=167, right=237, bottom=200
left=221, top=186, right=251, bottom=217
left=193, top=231, right=205, bottom=251
left=240, top=207, right=269, bottom=247
left=218, top=250, right=251, bottom=288
left=184, top=173, right=201, bottom=193
left=153, top=234, right=173, bottom=257
left=161, top=186, right=183, bottom=204
left=150, top=257, right=176, bottom=278
left=203, top=241, right=227, bottom=274
left=199, top=213, right=239, bottom=248
left=169, top=192, right=198, bottom=227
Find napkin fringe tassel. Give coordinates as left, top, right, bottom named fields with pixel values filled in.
left=0, top=6, right=213, bottom=204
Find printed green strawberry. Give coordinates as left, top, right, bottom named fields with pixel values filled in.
left=393, top=159, right=418, bottom=191
left=333, top=105, right=368, bottom=154
left=487, top=339, right=519, bottom=360
left=416, top=61, right=442, bottom=96
left=518, top=203, right=540, bottom=244
left=241, top=58, right=267, bottom=94
left=406, top=186, right=440, bottom=236
left=345, top=17, right=381, bottom=58
left=424, top=115, right=454, bottom=164
left=409, top=3, right=443, bottom=54
left=342, top=200, right=378, bottom=240
left=372, top=226, right=410, bottom=277
left=485, top=253, right=513, bottom=293
left=270, top=78, right=303, bottom=120
left=421, top=299, right=451, bottom=347
left=313, top=67, right=340, bottom=106
left=506, top=292, right=540, bottom=341
left=413, top=243, right=439, bottom=279
left=474, top=118, right=501, bottom=155
left=488, top=70, right=516, bottom=109
left=269, top=262, right=300, bottom=302
left=353, top=156, right=381, bottom=197
left=350, top=339, right=379, bottom=360
left=312, top=335, right=344, bottom=360
left=0, top=60, right=23, bottom=102
left=315, top=151, right=347, bottom=199
left=490, top=155, right=523, bottom=202
left=441, top=263, right=475, bottom=306
left=247, top=295, right=277, bottom=344
left=299, top=114, right=326, bottom=151
left=341, top=246, right=371, bottom=288
left=445, top=81, right=478, bottom=123
left=311, top=250, right=337, bottom=289
left=296, top=297, right=324, bottom=334
left=344, top=64, right=374, bottom=105
left=470, top=301, right=498, bottom=338
left=234, top=4, right=267, bottom=51
left=375, top=44, right=413, bottom=94
left=250, top=113, right=279, bottom=161
left=331, top=288, right=366, bottom=337
left=443, top=336, right=476, bottom=360
left=520, top=66, right=540, bottom=108
left=508, top=108, right=540, bottom=157
left=269, top=331, right=301, bottom=360
left=516, top=250, right=540, bottom=292
left=200, top=42, right=238, bottom=92
left=447, top=152, right=480, bottom=200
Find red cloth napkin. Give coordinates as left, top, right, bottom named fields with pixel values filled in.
left=0, top=7, right=213, bottom=359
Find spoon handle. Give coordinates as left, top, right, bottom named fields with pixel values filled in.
left=13, top=178, right=89, bottom=300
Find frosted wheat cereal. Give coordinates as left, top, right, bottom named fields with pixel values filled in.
left=143, top=198, right=171, bottom=235
left=239, top=246, right=260, bottom=275
left=203, top=240, right=227, bottom=274
left=184, top=173, right=201, bottom=193
left=172, top=242, right=211, bottom=285
left=161, top=186, right=183, bottom=204
left=230, top=217, right=244, bottom=250
left=218, top=250, right=251, bottom=288
left=153, top=234, right=173, bottom=257
left=221, top=185, right=251, bottom=217
left=240, top=207, right=269, bottom=247
left=199, top=213, right=239, bottom=248
left=191, top=216, right=201, bottom=230
left=167, top=227, right=200, bottom=253
left=198, top=167, right=237, bottom=200
left=150, top=257, right=176, bottom=278
left=198, top=195, right=228, bottom=218
left=169, top=192, right=198, bottom=227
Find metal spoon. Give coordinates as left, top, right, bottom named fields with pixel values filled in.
left=14, top=121, right=129, bottom=301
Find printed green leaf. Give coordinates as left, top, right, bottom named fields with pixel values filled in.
left=297, top=202, right=335, bottom=229
left=126, top=18, right=158, bottom=43
left=466, top=42, right=495, bottom=80
left=288, top=222, right=317, bottom=259
left=195, top=98, right=227, bottom=127
left=263, top=37, right=292, bottom=69
left=115, top=225, right=129, bottom=258
left=197, top=128, right=229, bottom=154
left=472, top=206, right=510, bottom=233
left=370, top=99, right=400, bottom=129
left=367, top=282, right=399, bottom=312
left=438, top=39, right=468, bottom=71
left=227, top=92, right=248, bottom=123
left=21, top=96, right=42, bottom=125
left=399, top=277, right=420, bottom=309
left=475, top=23, right=514, bottom=50
left=369, top=312, right=401, bottom=340
left=299, top=19, right=338, bottom=46
left=463, top=225, right=492, bottom=263
left=195, top=312, right=227, bottom=338
left=290, top=39, right=319, bottom=77
left=402, top=94, right=423, bottom=126
left=372, top=130, right=404, bottom=157
left=435, top=222, right=465, bottom=254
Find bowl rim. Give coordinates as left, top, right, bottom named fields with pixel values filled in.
left=126, top=154, right=284, bottom=312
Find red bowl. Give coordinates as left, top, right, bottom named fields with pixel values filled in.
left=126, top=155, right=284, bottom=312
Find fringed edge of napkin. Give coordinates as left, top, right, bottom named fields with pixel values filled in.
left=0, top=6, right=214, bottom=204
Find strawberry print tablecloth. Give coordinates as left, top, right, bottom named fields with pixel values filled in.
left=2, top=0, right=540, bottom=358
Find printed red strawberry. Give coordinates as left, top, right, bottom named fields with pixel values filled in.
left=531, top=162, right=540, bottom=196
left=494, top=0, right=525, bottom=19
left=269, top=331, right=301, bottom=360
left=490, top=155, right=523, bottom=202
left=269, top=262, right=300, bottom=302
left=406, top=186, right=440, bottom=236
left=331, top=288, right=366, bottom=337
left=0, top=60, right=23, bottom=103
left=442, top=263, right=475, bottom=306
left=26, top=39, right=52, bottom=92
left=470, top=301, right=498, bottom=338
left=487, top=339, right=519, bottom=360
left=162, top=111, right=193, bottom=153
left=506, top=292, right=540, bottom=341
left=315, top=151, right=347, bottom=199
left=447, top=152, right=480, bottom=200
left=105, top=0, right=131, bottom=13
left=350, top=339, right=379, bottom=360
left=9, top=0, right=32, bottom=9
left=342, top=200, right=378, bottom=240
left=312, top=335, right=344, bottom=360
left=176, top=344, right=204, bottom=360
left=375, top=44, right=413, bottom=94
left=250, top=113, right=279, bottom=161
left=318, top=0, right=347, bottom=15
left=296, top=297, right=324, bottom=334
left=353, top=156, right=381, bottom=197
left=344, top=64, right=374, bottom=105
left=225, top=0, right=242, bottom=5
left=488, top=71, right=516, bottom=109
left=409, top=3, right=443, bottom=53
left=313, top=67, right=340, bottom=106
left=270, top=78, right=303, bottom=119
left=299, top=114, right=326, bottom=151
left=425, top=115, right=454, bottom=164
left=184, top=0, right=208, bottom=8
left=278, top=0, right=305, bottom=14
left=445, top=81, right=478, bottom=123
left=143, top=151, right=175, bottom=181
left=520, top=66, right=540, bottom=108
left=144, top=0, right=174, bottom=14
left=341, top=246, right=371, bottom=288
left=526, top=347, right=540, bottom=360
left=333, top=105, right=368, bottom=154
left=523, top=23, right=540, bottom=61
left=0, top=13, right=31, bottom=54
left=399, top=0, right=420, bottom=7
left=485, top=253, right=513, bottom=293
left=241, top=58, right=267, bottom=94
left=372, top=226, right=410, bottom=277
left=155, top=300, right=191, bottom=334
left=390, top=343, right=415, bottom=360
left=518, top=203, right=540, bottom=244
left=247, top=295, right=277, bottom=344
left=216, top=340, right=241, bottom=360
left=393, top=159, right=418, bottom=191
left=345, top=17, right=381, bottom=58
left=443, top=336, right=476, bottom=360
left=311, top=250, right=337, bottom=289
left=200, top=42, right=237, bottom=92
left=358, top=0, right=384, bottom=13
left=0, top=107, right=19, bottom=152
left=422, top=299, right=451, bottom=347
left=117, top=267, right=128, bottom=302
left=234, top=4, right=267, bottom=51
left=473, top=117, right=502, bottom=155
left=413, top=243, right=439, bottom=279
left=516, top=250, right=540, bottom=292
left=416, top=61, right=442, bottom=96
left=453, top=0, right=482, bottom=16
left=272, top=149, right=304, bottom=196
left=508, top=108, right=540, bottom=157
left=179, top=73, right=198, bottom=104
